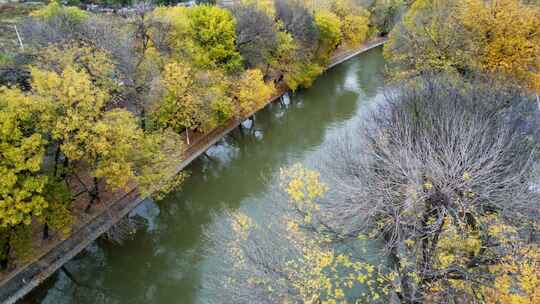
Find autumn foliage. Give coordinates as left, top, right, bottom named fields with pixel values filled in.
left=385, top=0, right=540, bottom=92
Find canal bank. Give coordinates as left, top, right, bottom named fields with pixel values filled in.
left=2, top=39, right=386, bottom=304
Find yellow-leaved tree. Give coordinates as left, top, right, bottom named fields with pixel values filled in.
left=0, top=88, right=48, bottom=228
left=153, top=61, right=204, bottom=135
left=30, top=0, right=88, bottom=22
left=233, top=69, right=275, bottom=116
left=35, top=43, right=117, bottom=92
left=314, top=10, right=343, bottom=60
left=385, top=0, right=540, bottom=90
left=0, top=88, right=49, bottom=268
left=330, top=0, right=370, bottom=47
left=31, top=61, right=183, bottom=212
left=151, top=6, right=192, bottom=61
left=153, top=5, right=243, bottom=72
left=384, top=0, right=471, bottom=78
left=461, top=0, right=540, bottom=91
left=153, top=61, right=236, bottom=141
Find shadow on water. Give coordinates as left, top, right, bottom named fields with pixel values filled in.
left=22, top=47, right=386, bottom=304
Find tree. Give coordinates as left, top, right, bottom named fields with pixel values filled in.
left=0, top=225, right=33, bottom=269
left=303, top=0, right=372, bottom=47
left=151, top=4, right=243, bottom=72
left=231, top=2, right=279, bottom=69
left=384, top=0, right=540, bottom=89
left=303, top=0, right=371, bottom=48
left=152, top=61, right=207, bottom=135
left=239, top=0, right=276, bottom=17
left=341, top=14, right=370, bottom=47
left=0, top=53, right=32, bottom=91
left=31, top=66, right=107, bottom=210
left=152, top=61, right=236, bottom=137
left=0, top=88, right=49, bottom=268
left=314, top=10, right=342, bottom=60
left=284, top=62, right=324, bottom=91
left=275, top=0, right=320, bottom=55
left=30, top=63, right=176, bottom=212
left=35, top=43, right=117, bottom=93
left=30, top=1, right=88, bottom=22
left=204, top=75, right=540, bottom=303
left=132, top=128, right=186, bottom=200
left=22, top=1, right=89, bottom=47
left=187, top=5, right=243, bottom=72
left=201, top=70, right=236, bottom=130
left=41, top=178, right=73, bottom=240
left=321, top=75, right=540, bottom=303
left=232, top=69, right=275, bottom=116
left=204, top=163, right=393, bottom=304
left=369, top=0, right=406, bottom=36
left=384, top=0, right=470, bottom=78
left=151, top=6, right=192, bottom=60
left=461, top=0, right=540, bottom=92
left=0, top=88, right=48, bottom=229
left=264, top=29, right=324, bottom=91
left=82, top=4, right=163, bottom=128
left=267, top=31, right=299, bottom=81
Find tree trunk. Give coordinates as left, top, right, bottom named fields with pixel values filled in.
left=264, top=63, right=271, bottom=79
left=42, top=223, right=49, bottom=240
left=1, top=229, right=12, bottom=270
left=0, top=242, right=9, bottom=270
left=386, top=234, right=421, bottom=304
left=53, top=143, right=61, bottom=177
left=85, top=177, right=100, bottom=213
left=60, top=155, right=69, bottom=179
left=141, top=106, right=146, bottom=131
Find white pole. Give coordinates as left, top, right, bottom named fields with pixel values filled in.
left=186, top=129, right=190, bottom=145
left=14, top=25, right=24, bottom=51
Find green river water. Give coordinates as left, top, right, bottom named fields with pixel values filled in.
left=22, top=47, right=386, bottom=304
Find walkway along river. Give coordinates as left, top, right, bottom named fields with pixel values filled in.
left=17, top=45, right=387, bottom=304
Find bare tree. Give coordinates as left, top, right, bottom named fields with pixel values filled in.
left=275, top=0, right=319, bottom=57
left=203, top=75, right=540, bottom=303
left=20, top=8, right=86, bottom=47
left=231, top=3, right=278, bottom=69
left=82, top=2, right=170, bottom=127
left=322, top=75, right=540, bottom=303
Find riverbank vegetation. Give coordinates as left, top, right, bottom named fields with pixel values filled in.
left=0, top=0, right=398, bottom=274
left=207, top=0, right=540, bottom=303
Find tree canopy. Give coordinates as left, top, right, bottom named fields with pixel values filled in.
left=0, top=88, right=48, bottom=228
left=188, top=5, right=243, bottom=72
left=385, top=0, right=540, bottom=91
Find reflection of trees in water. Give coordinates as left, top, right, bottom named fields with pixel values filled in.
left=22, top=247, right=127, bottom=304
left=355, top=48, right=386, bottom=98
left=59, top=266, right=117, bottom=304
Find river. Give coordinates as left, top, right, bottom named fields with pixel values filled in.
left=22, top=46, right=386, bottom=304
